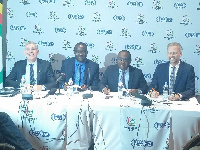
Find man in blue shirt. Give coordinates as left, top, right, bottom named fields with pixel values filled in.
left=61, top=42, right=99, bottom=91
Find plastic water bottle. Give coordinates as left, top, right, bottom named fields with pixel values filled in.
left=163, top=82, right=168, bottom=100
left=20, top=75, right=26, bottom=94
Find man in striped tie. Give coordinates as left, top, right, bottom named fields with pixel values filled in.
left=149, top=42, right=195, bottom=101
left=5, top=41, right=56, bottom=91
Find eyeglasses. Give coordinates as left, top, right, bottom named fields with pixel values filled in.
left=25, top=48, right=38, bottom=51
left=168, top=52, right=179, bottom=55
left=74, top=51, right=87, bottom=55
left=117, top=57, right=131, bottom=62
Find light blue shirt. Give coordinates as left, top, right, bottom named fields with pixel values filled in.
left=74, top=59, right=85, bottom=86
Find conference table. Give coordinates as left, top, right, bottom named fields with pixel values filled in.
left=0, top=89, right=200, bottom=150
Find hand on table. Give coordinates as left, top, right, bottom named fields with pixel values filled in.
left=149, top=91, right=159, bottom=98
left=168, top=94, right=180, bottom=101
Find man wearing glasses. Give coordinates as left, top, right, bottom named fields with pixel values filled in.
left=149, top=42, right=195, bottom=100
left=5, top=41, right=56, bottom=91
left=61, top=42, right=99, bottom=91
left=99, top=50, right=148, bottom=95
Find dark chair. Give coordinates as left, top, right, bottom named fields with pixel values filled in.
left=183, top=133, right=200, bottom=150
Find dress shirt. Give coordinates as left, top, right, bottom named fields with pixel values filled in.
left=25, top=60, right=37, bottom=84
left=74, top=59, right=85, bottom=86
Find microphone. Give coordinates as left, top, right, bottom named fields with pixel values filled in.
left=56, top=73, right=65, bottom=83
left=88, top=68, right=91, bottom=86
left=43, top=88, right=57, bottom=98
left=131, top=93, right=152, bottom=106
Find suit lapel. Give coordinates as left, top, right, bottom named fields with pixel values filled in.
left=174, top=61, right=184, bottom=90
left=84, top=59, right=89, bottom=84
left=37, top=59, right=42, bottom=84
left=113, top=65, right=119, bottom=89
left=128, top=66, right=133, bottom=89
left=21, top=60, right=27, bottom=76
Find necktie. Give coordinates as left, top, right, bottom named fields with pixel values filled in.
left=75, top=64, right=81, bottom=86
left=121, top=71, right=126, bottom=88
left=169, top=67, right=176, bottom=95
left=30, top=64, right=35, bottom=85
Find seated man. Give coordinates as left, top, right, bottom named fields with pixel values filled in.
left=99, top=50, right=148, bottom=94
left=0, top=112, right=33, bottom=150
left=5, top=41, right=56, bottom=91
left=149, top=42, right=195, bottom=100
left=61, top=42, right=99, bottom=91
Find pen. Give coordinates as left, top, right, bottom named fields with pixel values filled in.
left=152, top=88, right=156, bottom=92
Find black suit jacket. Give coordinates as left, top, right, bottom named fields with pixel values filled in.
left=149, top=61, right=195, bottom=100
left=5, top=58, right=56, bottom=90
left=99, top=64, right=148, bottom=94
left=61, top=57, right=99, bottom=90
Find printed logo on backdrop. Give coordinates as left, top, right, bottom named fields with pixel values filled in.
left=174, top=2, right=186, bottom=9
left=133, top=56, right=144, bottom=67
left=125, top=44, right=141, bottom=50
left=152, top=0, right=162, bottom=10
left=68, top=14, right=84, bottom=20
left=48, top=11, right=59, bottom=21
left=142, top=31, right=154, bottom=37
left=154, top=59, right=167, bottom=65
left=113, top=15, right=125, bottom=21
left=33, top=24, right=44, bottom=35
left=124, top=117, right=138, bottom=131
left=92, top=12, right=101, bottom=22
left=26, top=12, right=37, bottom=18
left=149, top=43, right=160, bottom=53
left=185, top=32, right=200, bottom=38
left=85, top=0, right=96, bottom=6
left=20, top=0, right=30, bottom=5
left=63, top=0, right=74, bottom=7
left=105, top=41, right=116, bottom=51
left=197, top=2, right=200, bottom=10
left=7, top=8, right=14, bottom=18
left=76, top=26, right=87, bottom=36
left=86, top=43, right=95, bottom=49
left=136, top=14, right=146, bottom=24
left=107, top=0, right=118, bottom=9
left=131, top=139, right=153, bottom=148
left=180, top=15, right=191, bottom=26
left=39, top=0, right=56, bottom=4
left=51, top=113, right=66, bottom=121
left=120, top=28, right=131, bottom=38
left=38, top=41, right=54, bottom=47
left=10, top=25, right=26, bottom=31
left=62, top=40, right=72, bottom=50
left=194, top=44, right=200, bottom=55
left=92, top=55, right=99, bottom=63
left=97, top=29, right=112, bottom=35
left=6, top=51, right=15, bottom=61
left=164, top=29, right=175, bottom=40
left=19, top=38, right=28, bottom=47
left=127, top=1, right=143, bottom=7
left=55, top=27, right=66, bottom=33
left=156, top=16, right=173, bottom=23
left=29, top=128, right=50, bottom=139
left=154, top=121, right=170, bottom=130
left=144, top=73, right=152, bottom=79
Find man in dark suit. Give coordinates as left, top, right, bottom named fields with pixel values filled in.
left=99, top=50, right=148, bottom=94
left=5, top=41, right=56, bottom=91
left=149, top=42, right=195, bottom=100
left=61, top=42, right=99, bottom=91
left=0, top=112, right=34, bottom=150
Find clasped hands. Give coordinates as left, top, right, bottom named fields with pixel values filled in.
left=149, top=90, right=180, bottom=101
left=102, top=87, right=139, bottom=95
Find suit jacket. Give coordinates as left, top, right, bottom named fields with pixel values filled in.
left=61, top=57, right=99, bottom=90
left=5, top=58, right=56, bottom=90
left=149, top=61, right=195, bottom=100
left=99, top=64, right=148, bottom=94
